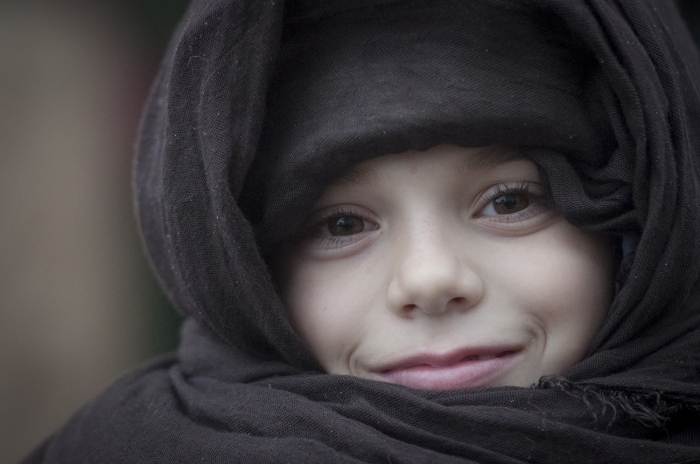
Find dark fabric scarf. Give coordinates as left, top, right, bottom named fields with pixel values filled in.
left=25, top=0, right=700, bottom=462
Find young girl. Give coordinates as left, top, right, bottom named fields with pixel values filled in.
left=25, top=0, right=700, bottom=462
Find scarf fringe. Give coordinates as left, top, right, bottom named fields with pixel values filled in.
left=537, top=376, right=695, bottom=430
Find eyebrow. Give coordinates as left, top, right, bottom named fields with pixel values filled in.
left=330, top=164, right=381, bottom=188
left=329, top=146, right=527, bottom=188
left=455, top=146, right=526, bottom=173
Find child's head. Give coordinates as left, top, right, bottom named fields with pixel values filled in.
left=275, top=144, right=614, bottom=389
left=133, top=0, right=700, bottom=399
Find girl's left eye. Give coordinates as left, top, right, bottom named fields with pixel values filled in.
left=476, top=183, right=550, bottom=222
left=481, top=192, right=530, bottom=216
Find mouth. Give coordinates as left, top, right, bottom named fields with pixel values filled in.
left=373, top=348, right=521, bottom=391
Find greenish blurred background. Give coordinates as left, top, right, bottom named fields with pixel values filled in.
left=0, top=1, right=698, bottom=462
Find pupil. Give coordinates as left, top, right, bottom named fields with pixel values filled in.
left=493, top=193, right=528, bottom=214
left=327, top=215, right=364, bottom=236
left=336, top=217, right=356, bottom=231
left=497, top=194, right=519, bottom=210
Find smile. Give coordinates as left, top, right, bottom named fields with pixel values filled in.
left=373, top=348, right=521, bottom=390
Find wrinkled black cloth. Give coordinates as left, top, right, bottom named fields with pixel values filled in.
left=25, top=0, right=700, bottom=462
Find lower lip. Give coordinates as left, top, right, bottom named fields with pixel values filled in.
left=376, top=352, right=519, bottom=391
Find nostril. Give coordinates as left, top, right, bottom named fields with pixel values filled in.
left=402, top=304, right=418, bottom=312
left=451, top=297, right=466, bottom=305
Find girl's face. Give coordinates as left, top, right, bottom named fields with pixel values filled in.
left=277, top=144, right=613, bottom=390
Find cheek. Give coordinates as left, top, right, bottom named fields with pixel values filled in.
left=539, top=223, right=613, bottom=318
left=277, top=255, right=376, bottom=373
left=485, top=221, right=613, bottom=367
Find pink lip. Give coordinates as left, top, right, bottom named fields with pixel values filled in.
left=373, top=347, right=521, bottom=391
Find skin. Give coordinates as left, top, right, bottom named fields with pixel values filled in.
left=277, top=144, right=614, bottom=390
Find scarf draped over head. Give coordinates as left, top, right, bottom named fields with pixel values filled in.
left=27, top=0, right=700, bottom=462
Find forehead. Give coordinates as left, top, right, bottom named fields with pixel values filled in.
left=330, top=145, right=527, bottom=188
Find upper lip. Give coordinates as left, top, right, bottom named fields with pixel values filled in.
left=372, top=345, right=523, bottom=373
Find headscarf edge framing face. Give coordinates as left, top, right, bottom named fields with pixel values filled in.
left=135, top=0, right=317, bottom=367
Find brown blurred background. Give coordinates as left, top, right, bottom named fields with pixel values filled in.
left=0, top=0, right=186, bottom=461
left=1, top=1, right=699, bottom=462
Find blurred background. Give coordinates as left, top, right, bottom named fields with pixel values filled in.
left=0, top=0, right=187, bottom=461
left=0, top=1, right=699, bottom=462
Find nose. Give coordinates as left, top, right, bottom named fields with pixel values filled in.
left=387, top=227, right=484, bottom=317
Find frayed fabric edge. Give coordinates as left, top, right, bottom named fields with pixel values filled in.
left=537, top=375, right=698, bottom=431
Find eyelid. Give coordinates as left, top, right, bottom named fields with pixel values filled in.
left=472, top=181, right=552, bottom=224
left=306, top=204, right=377, bottom=229
left=303, top=204, right=379, bottom=249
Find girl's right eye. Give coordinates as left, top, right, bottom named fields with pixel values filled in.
left=323, top=215, right=368, bottom=236
left=304, top=207, right=379, bottom=249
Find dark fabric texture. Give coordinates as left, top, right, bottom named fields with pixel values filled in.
left=25, top=0, right=700, bottom=462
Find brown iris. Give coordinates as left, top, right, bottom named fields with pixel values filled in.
left=327, top=215, right=365, bottom=236
left=493, top=193, right=529, bottom=214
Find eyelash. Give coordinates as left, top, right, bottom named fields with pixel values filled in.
left=303, top=182, right=552, bottom=248
left=474, top=182, right=550, bottom=223
left=304, top=206, right=377, bottom=249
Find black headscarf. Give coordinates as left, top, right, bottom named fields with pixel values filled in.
left=25, top=0, right=700, bottom=462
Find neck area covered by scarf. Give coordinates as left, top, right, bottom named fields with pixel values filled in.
left=24, top=1, right=700, bottom=462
